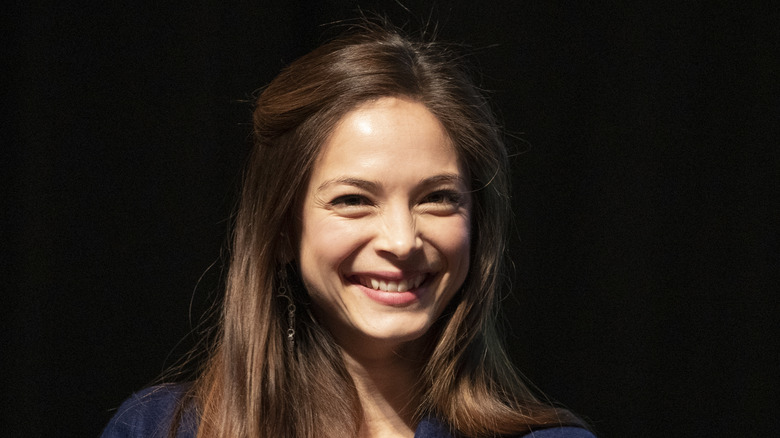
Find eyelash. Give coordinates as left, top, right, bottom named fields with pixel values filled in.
left=329, top=191, right=462, bottom=208
left=422, top=190, right=462, bottom=205
left=330, top=194, right=371, bottom=207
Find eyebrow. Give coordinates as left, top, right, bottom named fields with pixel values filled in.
left=317, top=177, right=380, bottom=193
left=316, top=173, right=467, bottom=193
left=420, top=173, right=468, bottom=188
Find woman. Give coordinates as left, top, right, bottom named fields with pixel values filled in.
left=102, top=20, right=595, bottom=438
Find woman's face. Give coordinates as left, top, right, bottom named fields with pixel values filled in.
left=297, top=97, right=471, bottom=354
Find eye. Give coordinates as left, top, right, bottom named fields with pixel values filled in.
left=422, top=190, right=462, bottom=206
left=418, top=190, right=466, bottom=215
left=327, top=194, right=375, bottom=218
left=331, top=194, right=370, bottom=207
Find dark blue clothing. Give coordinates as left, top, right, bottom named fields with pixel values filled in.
left=102, top=386, right=595, bottom=438
left=101, top=386, right=196, bottom=438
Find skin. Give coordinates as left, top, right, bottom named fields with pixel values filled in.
left=297, top=97, right=472, bottom=437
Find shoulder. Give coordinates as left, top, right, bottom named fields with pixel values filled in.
left=415, top=418, right=595, bottom=438
left=101, top=384, right=195, bottom=438
left=518, top=427, right=597, bottom=438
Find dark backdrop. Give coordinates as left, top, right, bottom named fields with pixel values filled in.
left=4, top=1, right=777, bottom=437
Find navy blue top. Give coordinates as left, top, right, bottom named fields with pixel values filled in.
left=102, top=386, right=595, bottom=438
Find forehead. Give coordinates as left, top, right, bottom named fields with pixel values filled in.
left=311, top=97, right=461, bottom=179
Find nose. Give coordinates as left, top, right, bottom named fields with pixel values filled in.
left=374, top=206, right=423, bottom=260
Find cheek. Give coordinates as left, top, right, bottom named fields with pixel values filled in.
left=429, top=216, right=472, bottom=279
left=450, top=231, right=472, bottom=285
left=297, top=219, right=367, bottom=325
left=298, top=218, right=364, bottom=279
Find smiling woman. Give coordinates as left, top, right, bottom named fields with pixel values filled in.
left=101, top=18, right=595, bottom=438
left=299, top=97, right=471, bottom=356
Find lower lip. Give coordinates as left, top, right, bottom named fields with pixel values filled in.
left=356, top=283, right=424, bottom=306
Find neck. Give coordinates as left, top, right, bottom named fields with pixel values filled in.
left=341, top=340, right=424, bottom=438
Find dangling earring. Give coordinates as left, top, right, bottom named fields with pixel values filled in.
left=277, top=266, right=296, bottom=350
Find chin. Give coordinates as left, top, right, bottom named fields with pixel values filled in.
left=355, top=316, right=434, bottom=344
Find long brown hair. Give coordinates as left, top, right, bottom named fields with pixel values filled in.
left=183, top=19, right=586, bottom=438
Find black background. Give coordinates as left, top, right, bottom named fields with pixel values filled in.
left=4, top=1, right=778, bottom=437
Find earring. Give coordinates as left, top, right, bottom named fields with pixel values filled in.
left=277, top=266, right=296, bottom=350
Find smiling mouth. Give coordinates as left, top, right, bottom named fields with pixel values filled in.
left=351, top=274, right=428, bottom=292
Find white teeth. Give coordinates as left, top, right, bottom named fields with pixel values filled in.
left=359, top=275, right=426, bottom=292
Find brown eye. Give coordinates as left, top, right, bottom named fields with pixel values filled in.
left=422, top=190, right=461, bottom=205
left=331, top=195, right=369, bottom=207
